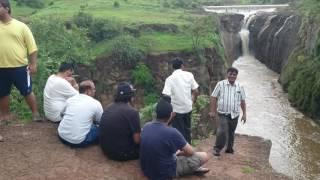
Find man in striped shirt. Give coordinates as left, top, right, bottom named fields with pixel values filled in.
left=209, top=67, right=246, bottom=156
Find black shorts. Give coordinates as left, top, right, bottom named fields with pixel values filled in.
left=0, top=66, right=32, bottom=97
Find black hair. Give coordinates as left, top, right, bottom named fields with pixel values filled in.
left=172, top=57, right=183, bottom=70
left=0, top=0, right=11, bottom=14
left=114, top=93, right=133, bottom=103
left=79, top=84, right=91, bottom=94
left=156, top=98, right=173, bottom=121
left=227, top=67, right=238, bottom=74
left=58, top=62, right=74, bottom=73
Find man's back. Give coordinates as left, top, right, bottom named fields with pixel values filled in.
left=58, top=94, right=103, bottom=144
left=43, top=75, right=78, bottom=122
left=140, top=121, right=186, bottom=179
left=162, top=69, right=198, bottom=113
left=100, top=103, right=140, bottom=154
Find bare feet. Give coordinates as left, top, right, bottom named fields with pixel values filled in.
left=0, top=135, right=3, bottom=142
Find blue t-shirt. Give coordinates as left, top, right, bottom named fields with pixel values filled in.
left=140, top=121, right=187, bottom=180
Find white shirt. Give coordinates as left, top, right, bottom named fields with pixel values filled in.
left=162, top=69, right=199, bottom=113
left=211, top=80, right=246, bottom=119
left=58, top=94, right=103, bottom=144
left=43, top=75, right=78, bottom=122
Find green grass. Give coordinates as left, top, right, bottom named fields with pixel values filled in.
left=11, top=0, right=220, bottom=56
left=12, top=0, right=191, bottom=25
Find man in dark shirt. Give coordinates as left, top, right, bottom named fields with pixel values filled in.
left=99, top=82, right=141, bottom=161
left=140, top=97, right=209, bottom=180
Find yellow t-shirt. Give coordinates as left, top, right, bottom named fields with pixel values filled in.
left=0, top=18, right=38, bottom=68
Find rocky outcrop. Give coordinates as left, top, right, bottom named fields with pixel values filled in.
left=218, top=14, right=244, bottom=65
left=248, top=12, right=301, bottom=73
left=0, top=122, right=289, bottom=180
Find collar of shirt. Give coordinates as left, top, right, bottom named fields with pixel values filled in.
left=172, top=69, right=183, bottom=75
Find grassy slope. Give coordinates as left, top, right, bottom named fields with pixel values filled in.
left=12, top=0, right=202, bottom=56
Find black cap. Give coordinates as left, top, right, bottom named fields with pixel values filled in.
left=172, top=57, right=183, bottom=69
left=117, top=82, right=136, bottom=96
left=156, top=98, right=173, bottom=119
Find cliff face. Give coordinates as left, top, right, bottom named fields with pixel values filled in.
left=248, top=11, right=320, bottom=122
left=78, top=49, right=225, bottom=109
left=218, top=14, right=244, bottom=65
left=248, top=12, right=301, bottom=73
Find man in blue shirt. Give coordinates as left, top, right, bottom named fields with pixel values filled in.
left=140, top=97, right=209, bottom=180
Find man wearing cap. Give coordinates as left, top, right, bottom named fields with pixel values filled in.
left=162, top=57, right=199, bottom=143
left=140, top=97, right=209, bottom=179
left=99, top=82, right=141, bottom=161
left=58, top=80, right=103, bottom=147
left=43, top=62, right=79, bottom=122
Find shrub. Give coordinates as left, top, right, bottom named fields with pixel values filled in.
left=111, top=35, right=145, bottom=66
left=139, top=103, right=157, bottom=125
left=114, top=1, right=120, bottom=8
left=73, top=11, right=94, bottom=29
left=88, top=18, right=122, bottom=42
left=16, top=0, right=45, bottom=8
left=132, top=63, right=154, bottom=87
left=144, top=93, right=159, bottom=106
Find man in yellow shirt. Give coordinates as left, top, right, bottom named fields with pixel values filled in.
left=0, top=0, right=41, bottom=125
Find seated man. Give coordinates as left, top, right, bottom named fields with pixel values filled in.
left=99, top=82, right=141, bottom=161
left=43, top=62, right=79, bottom=122
left=58, top=80, right=103, bottom=147
left=140, top=98, right=210, bottom=180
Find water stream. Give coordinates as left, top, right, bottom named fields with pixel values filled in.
left=234, top=56, right=320, bottom=180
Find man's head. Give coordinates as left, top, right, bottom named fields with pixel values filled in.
left=58, top=62, right=74, bottom=77
left=172, top=57, right=184, bottom=70
left=0, top=0, right=11, bottom=16
left=227, top=67, right=239, bottom=84
left=114, top=82, right=136, bottom=103
left=156, top=97, right=173, bottom=123
left=79, top=80, right=96, bottom=97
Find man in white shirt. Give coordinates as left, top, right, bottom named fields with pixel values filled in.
left=209, top=67, right=246, bottom=156
left=162, top=58, right=199, bottom=143
left=43, top=62, right=78, bottom=122
left=58, top=80, right=103, bottom=147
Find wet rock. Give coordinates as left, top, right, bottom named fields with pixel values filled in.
left=248, top=11, right=301, bottom=73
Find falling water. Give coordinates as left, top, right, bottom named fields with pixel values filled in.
left=234, top=11, right=320, bottom=180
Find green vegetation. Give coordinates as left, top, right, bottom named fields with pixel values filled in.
left=132, top=63, right=154, bottom=89
left=241, top=166, right=256, bottom=174
left=191, top=95, right=210, bottom=132
left=8, top=0, right=224, bottom=119
left=111, top=35, right=145, bottom=66
left=280, top=0, right=320, bottom=120
left=139, top=103, right=157, bottom=125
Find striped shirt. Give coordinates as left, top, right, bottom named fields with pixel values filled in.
left=211, top=80, right=246, bottom=119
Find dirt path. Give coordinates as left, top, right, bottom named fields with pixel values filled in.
left=0, top=122, right=289, bottom=180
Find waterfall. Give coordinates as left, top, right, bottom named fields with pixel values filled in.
left=239, top=14, right=255, bottom=57
left=239, top=29, right=250, bottom=56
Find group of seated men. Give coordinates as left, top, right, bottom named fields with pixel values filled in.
left=43, top=62, right=209, bottom=179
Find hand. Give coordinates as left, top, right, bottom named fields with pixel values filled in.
left=208, top=111, right=216, bottom=118
left=241, top=114, right=246, bottom=124
left=27, top=63, right=37, bottom=74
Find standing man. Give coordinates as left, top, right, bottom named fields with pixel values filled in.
left=0, top=0, right=41, bottom=122
left=162, top=57, right=199, bottom=143
left=140, top=97, right=209, bottom=179
left=58, top=80, right=103, bottom=147
left=209, top=67, right=246, bottom=156
left=100, top=82, right=141, bottom=161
